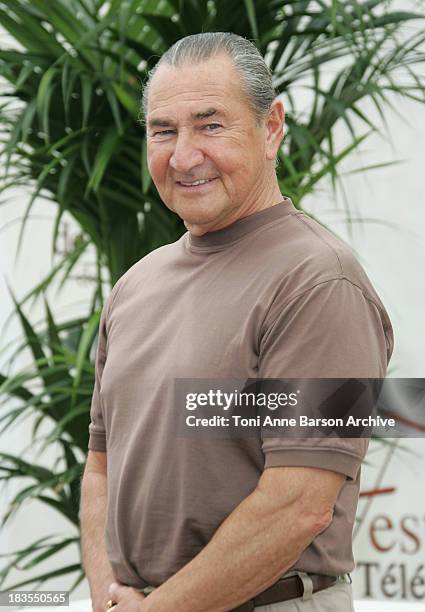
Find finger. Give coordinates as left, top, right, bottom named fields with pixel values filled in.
left=108, top=582, right=120, bottom=600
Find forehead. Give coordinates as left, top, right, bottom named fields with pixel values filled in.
left=146, top=54, right=251, bottom=119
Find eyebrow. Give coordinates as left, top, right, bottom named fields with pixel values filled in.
left=191, top=108, right=222, bottom=120
left=147, top=108, right=224, bottom=129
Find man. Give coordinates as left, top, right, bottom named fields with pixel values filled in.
left=80, top=32, right=394, bottom=611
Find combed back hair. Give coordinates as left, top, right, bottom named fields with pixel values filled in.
left=141, top=32, right=276, bottom=125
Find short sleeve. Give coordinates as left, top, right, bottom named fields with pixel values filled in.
left=258, top=277, right=394, bottom=478
left=87, top=280, right=124, bottom=452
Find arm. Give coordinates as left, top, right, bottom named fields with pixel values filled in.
left=80, top=450, right=116, bottom=612
left=138, top=466, right=345, bottom=612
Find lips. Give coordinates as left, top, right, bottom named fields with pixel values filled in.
left=176, top=177, right=218, bottom=187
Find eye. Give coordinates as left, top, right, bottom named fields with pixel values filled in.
left=152, top=129, right=175, bottom=137
left=204, top=123, right=222, bottom=131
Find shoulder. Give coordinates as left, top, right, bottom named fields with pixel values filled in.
left=259, top=211, right=393, bottom=354
left=261, top=210, right=380, bottom=303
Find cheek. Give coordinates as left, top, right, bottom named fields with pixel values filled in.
left=147, top=148, right=169, bottom=182
left=217, top=155, right=254, bottom=184
left=211, top=136, right=257, bottom=173
left=208, top=145, right=244, bottom=177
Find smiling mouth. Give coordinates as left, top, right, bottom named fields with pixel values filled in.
left=176, top=178, right=218, bottom=187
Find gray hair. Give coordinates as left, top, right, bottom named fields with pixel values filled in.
left=141, top=32, right=276, bottom=125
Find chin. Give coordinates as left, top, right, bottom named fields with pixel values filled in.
left=175, top=202, right=226, bottom=226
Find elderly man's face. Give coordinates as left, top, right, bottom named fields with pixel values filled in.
left=146, top=53, right=283, bottom=234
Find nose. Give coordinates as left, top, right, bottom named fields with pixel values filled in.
left=169, top=132, right=205, bottom=174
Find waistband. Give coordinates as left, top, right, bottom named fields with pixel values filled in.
left=136, top=572, right=351, bottom=604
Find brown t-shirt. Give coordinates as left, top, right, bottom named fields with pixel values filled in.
left=88, top=197, right=393, bottom=587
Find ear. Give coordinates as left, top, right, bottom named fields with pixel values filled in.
left=265, top=99, right=285, bottom=161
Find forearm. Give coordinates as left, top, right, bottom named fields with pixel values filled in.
left=141, top=484, right=331, bottom=612
left=80, top=469, right=115, bottom=611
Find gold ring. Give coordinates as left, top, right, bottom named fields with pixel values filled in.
left=106, top=599, right=117, bottom=611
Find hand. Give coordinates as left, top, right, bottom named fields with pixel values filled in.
left=107, top=582, right=145, bottom=611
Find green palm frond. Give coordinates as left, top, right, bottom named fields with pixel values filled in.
left=0, top=297, right=98, bottom=589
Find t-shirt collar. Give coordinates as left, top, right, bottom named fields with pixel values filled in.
left=187, top=197, right=296, bottom=250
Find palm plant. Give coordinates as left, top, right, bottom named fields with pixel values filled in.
left=0, top=297, right=99, bottom=590
left=0, top=0, right=424, bottom=592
